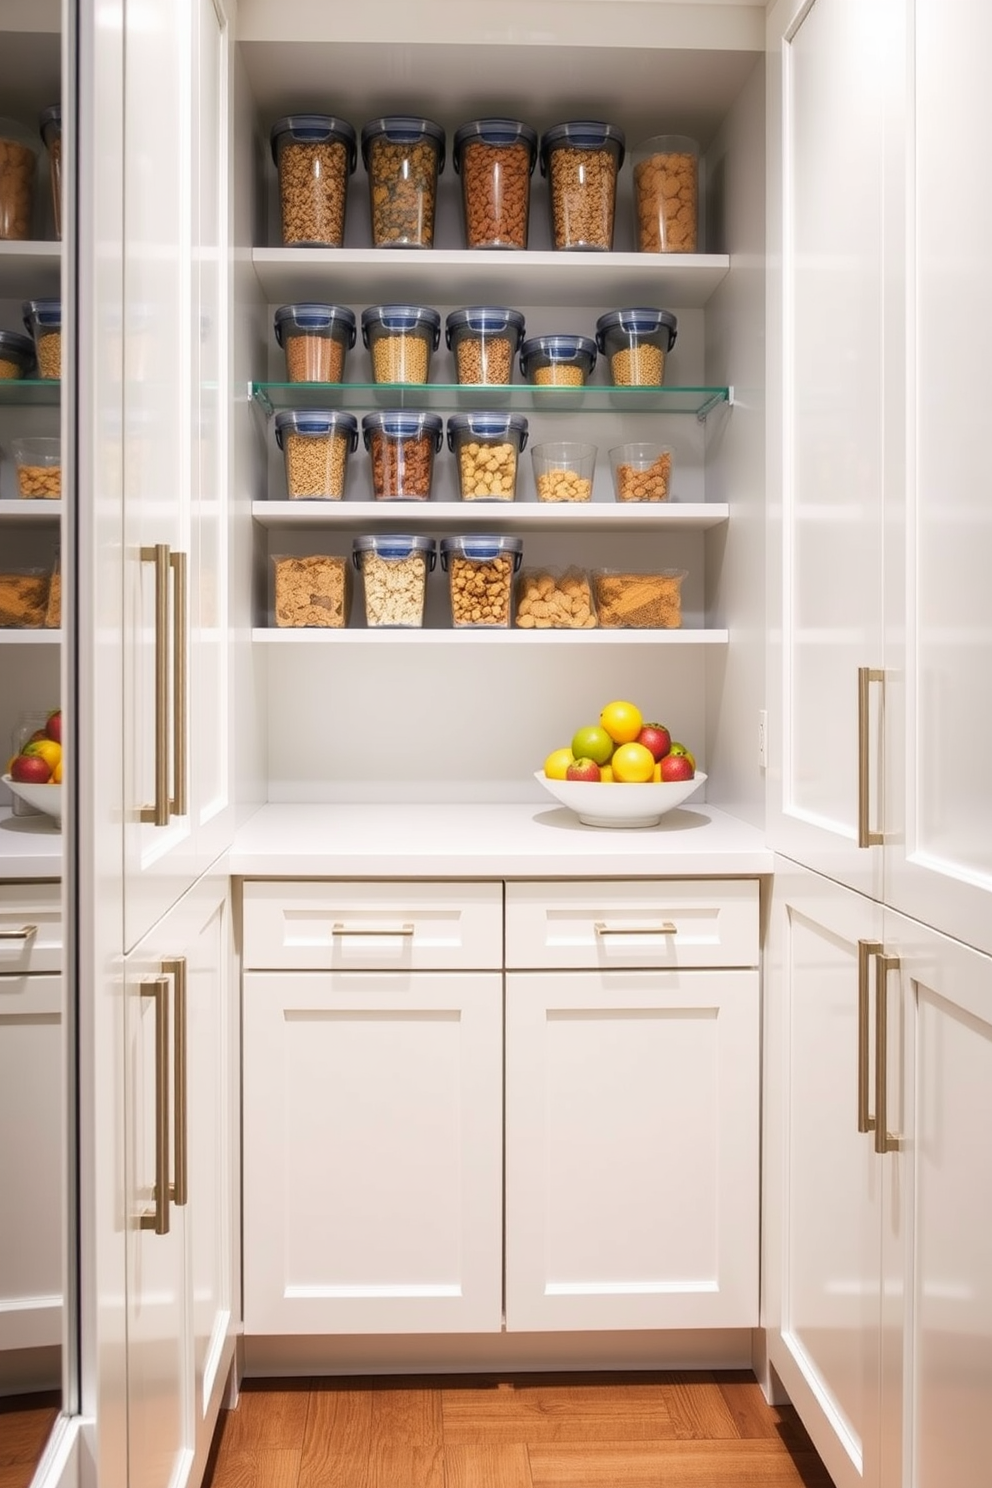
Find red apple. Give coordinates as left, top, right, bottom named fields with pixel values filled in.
left=668, top=741, right=697, bottom=772
left=11, top=753, right=52, bottom=784
left=637, top=722, right=671, bottom=761
left=566, top=757, right=602, bottom=782
left=659, top=753, right=694, bottom=782
left=45, top=710, right=62, bottom=744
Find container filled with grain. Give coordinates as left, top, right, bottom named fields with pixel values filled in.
left=22, top=299, right=61, bottom=380
left=445, top=306, right=525, bottom=386
left=273, top=410, right=358, bottom=500
left=539, top=121, right=625, bottom=251
left=446, top=413, right=528, bottom=501
left=595, top=307, right=678, bottom=386
left=352, top=534, right=436, bottom=628
left=519, top=334, right=597, bottom=388
left=0, top=118, right=39, bottom=240
left=361, top=303, right=440, bottom=384
left=273, top=303, right=357, bottom=383
left=361, top=116, right=445, bottom=249
left=632, top=134, right=700, bottom=252
left=591, top=568, right=687, bottom=628
left=452, top=118, right=537, bottom=250
left=270, top=115, right=357, bottom=247
left=270, top=553, right=352, bottom=628
left=0, top=329, right=36, bottom=381
left=39, top=105, right=62, bottom=239
left=10, top=437, right=61, bottom=499
left=530, top=440, right=597, bottom=503
left=608, top=442, right=674, bottom=502
left=439, top=535, right=523, bottom=628
left=361, top=410, right=444, bottom=500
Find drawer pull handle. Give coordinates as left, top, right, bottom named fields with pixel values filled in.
left=0, top=924, right=39, bottom=941
left=139, top=976, right=171, bottom=1235
left=857, top=666, right=885, bottom=847
left=594, top=921, right=678, bottom=937
left=874, top=953, right=901, bottom=1155
left=140, top=544, right=172, bottom=827
left=331, top=922, right=415, bottom=938
left=857, top=938, right=882, bottom=1134
left=163, top=957, right=188, bottom=1208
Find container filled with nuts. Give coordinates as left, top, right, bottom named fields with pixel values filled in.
left=352, top=534, right=436, bottom=628
left=530, top=440, right=597, bottom=502
left=0, top=329, right=36, bottom=381
left=22, top=299, right=61, bottom=380
left=39, top=105, right=62, bottom=240
left=274, top=410, right=358, bottom=500
left=452, top=118, right=537, bottom=250
left=361, top=116, right=445, bottom=249
left=270, top=114, right=357, bottom=247
left=274, top=303, right=357, bottom=384
left=361, top=303, right=441, bottom=385
left=592, top=568, right=687, bottom=629
left=439, top=534, right=523, bottom=628
left=361, top=410, right=444, bottom=500
left=10, top=437, right=61, bottom=499
left=447, top=412, right=528, bottom=501
left=514, top=567, right=597, bottom=630
left=595, top=307, right=679, bottom=386
left=0, top=118, right=39, bottom=241
left=519, top=334, right=597, bottom=392
left=632, top=134, right=700, bottom=253
left=539, top=120, right=625, bottom=251
left=271, top=553, right=352, bottom=628
left=608, top=442, right=674, bottom=502
left=445, top=306, right=526, bottom=387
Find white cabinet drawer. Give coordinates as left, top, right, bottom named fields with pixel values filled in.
left=241, top=880, right=503, bottom=970
left=505, top=880, right=759, bottom=970
left=0, top=882, right=62, bottom=973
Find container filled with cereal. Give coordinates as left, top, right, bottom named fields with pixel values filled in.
left=592, top=568, right=687, bottom=628
left=530, top=441, right=597, bottom=503
left=447, top=413, right=528, bottom=501
left=0, top=118, right=39, bottom=241
left=0, top=329, right=35, bottom=381
left=352, top=535, right=436, bottom=628
left=519, top=334, right=596, bottom=388
left=440, top=535, right=522, bottom=628
left=10, top=437, right=61, bottom=499
left=361, top=303, right=440, bottom=385
left=274, top=410, right=358, bottom=500
left=274, top=303, right=356, bottom=384
left=270, top=115, right=357, bottom=248
left=39, top=105, right=62, bottom=239
left=539, top=121, right=625, bottom=251
left=445, top=306, right=525, bottom=386
left=361, top=410, right=444, bottom=500
left=515, top=567, right=597, bottom=630
left=22, top=299, right=61, bottom=380
left=608, top=442, right=674, bottom=502
left=361, top=116, right=445, bottom=249
left=632, top=135, right=700, bottom=253
left=452, top=118, right=537, bottom=250
left=271, top=553, right=352, bottom=628
left=595, top=307, right=678, bottom=386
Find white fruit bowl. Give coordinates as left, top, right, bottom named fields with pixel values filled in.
left=3, top=775, right=63, bottom=825
left=534, top=769, right=706, bottom=828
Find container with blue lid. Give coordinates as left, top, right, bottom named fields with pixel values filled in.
left=445, top=306, right=526, bottom=385
left=519, top=333, right=597, bottom=387
left=361, top=410, right=444, bottom=501
left=352, top=535, right=437, bottom=628
left=22, top=299, right=61, bottom=379
left=0, top=329, right=36, bottom=378
left=453, top=119, right=538, bottom=250
left=539, top=121, right=626, bottom=251
left=270, top=115, right=357, bottom=247
left=447, top=413, right=529, bottom=501
left=274, top=303, right=356, bottom=383
left=361, top=117, right=445, bottom=249
left=440, top=535, right=524, bottom=627
left=361, top=304, right=441, bottom=384
left=595, top=307, right=679, bottom=386
left=274, top=410, right=359, bottom=500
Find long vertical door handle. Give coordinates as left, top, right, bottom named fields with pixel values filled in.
left=874, top=954, right=901, bottom=1155
left=169, top=550, right=188, bottom=818
left=857, top=667, right=885, bottom=847
left=140, top=544, right=172, bottom=826
left=139, top=977, right=171, bottom=1234
left=857, top=939, right=882, bottom=1133
left=163, top=957, right=188, bottom=1206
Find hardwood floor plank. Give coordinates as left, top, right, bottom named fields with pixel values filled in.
left=716, top=1373, right=818, bottom=1451
left=441, top=1374, right=677, bottom=1445
left=203, top=1447, right=302, bottom=1488
left=528, top=1440, right=835, bottom=1487
left=0, top=1400, right=61, bottom=1468
left=658, top=1372, right=743, bottom=1440
left=298, top=1384, right=372, bottom=1488
left=371, top=1384, right=444, bottom=1447
left=220, top=1379, right=312, bottom=1451
left=444, top=1443, right=534, bottom=1488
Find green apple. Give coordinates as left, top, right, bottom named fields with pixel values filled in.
left=570, top=724, right=614, bottom=766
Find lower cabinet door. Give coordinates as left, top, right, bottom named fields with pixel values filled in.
left=504, top=968, right=759, bottom=1331
left=243, top=970, right=503, bottom=1335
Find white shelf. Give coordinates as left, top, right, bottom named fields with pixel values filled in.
left=253, top=628, right=726, bottom=645
left=0, top=241, right=61, bottom=297
left=0, top=499, right=62, bottom=524
left=252, top=500, right=729, bottom=533
left=0, top=630, right=61, bottom=643
left=250, top=249, right=731, bottom=311
left=0, top=807, right=61, bottom=878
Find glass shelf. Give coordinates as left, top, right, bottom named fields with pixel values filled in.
left=250, top=382, right=732, bottom=422
left=0, top=380, right=61, bottom=407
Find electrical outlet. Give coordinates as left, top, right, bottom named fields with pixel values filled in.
left=758, top=710, right=768, bottom=769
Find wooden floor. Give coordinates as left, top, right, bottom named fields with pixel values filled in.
left=0, top=1392, right=60, bottom=1488
left=203, top=1372, right=836, bottom=1488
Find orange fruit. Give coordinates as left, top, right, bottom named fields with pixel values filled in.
left=52, top=761, right=62, bottom=784
left=544, top=747, right=574, bottom=781
left=611, top=741, right=656, bottom=783
left=599, top=700, right=643, bottom=744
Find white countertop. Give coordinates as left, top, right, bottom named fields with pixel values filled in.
left=229, top=802, right=773, bottom=878
left=0, top=808, right=62, bottom=878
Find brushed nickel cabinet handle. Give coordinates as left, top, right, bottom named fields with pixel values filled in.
left=139, top=976, right=171, bottom=1235
left=857, top=939, right=882, bottom=1134
left=331, top=922, right=415, bottom=937
left=874, top=953, right=901, bottom=1156
left=169, top=550, right=188, bottom=819
left=140, top=544, right=171, bottom=826
left=857, top=667, right=885, bottom=848
left=0, top=924, right=39, bottom=941
left=594, top=921, right=679, bottom=936
left=163, top=957, right=188, bottom=1207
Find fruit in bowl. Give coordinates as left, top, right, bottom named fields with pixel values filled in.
left=4, top=710, right=63, bottom=824
left=534, top=769, right=706, bottom=828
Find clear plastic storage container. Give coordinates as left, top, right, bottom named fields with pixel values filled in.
left=445, top=306, right=526, bottom=385
left=22, top=299, right=61, bottom=380
left=270, top=115, right=357, bottom=247
left=539, top=121, right=625, bottom=250
left=39, top=105, right=62, bottom=239
left=361, top=304, right=441, bottom=384
left=595, top=307, right=678, bottom=386
left=452, top=118, right=537, bottom=249
left=361, top=116, right=445, bottom=248
left=632, top=134, right=699, bottom=252
left=0, top=118, right=39, bottom=240
left=361, top=410, right=444, bottom=500
left=530, top=441, right=597, bottom=502
left=447, top=413, right=528, bottom=500
left=592, top=568, right=687, bottom=628
left=274, top=411, right=358, bottom=500
left=271, top=553, right=352, bottom=628
left=10, top=437, right=61, bottom=499
left=519, top=334, right=597, bottom=387
left=273, top=303, right=356, bottom=383
left=0, top=329, right=35, bottom=381
left=352, top=535, right=436, bottom=628
left=608, top=442, right=674, bottom=502
left=439, top=535, right=523, bottom=627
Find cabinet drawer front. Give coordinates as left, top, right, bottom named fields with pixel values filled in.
left=0, top=882, right=62, bottom=973
left=241, top=881, right=503, bottom=970
left=505, top=880, right=759, bottom=969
